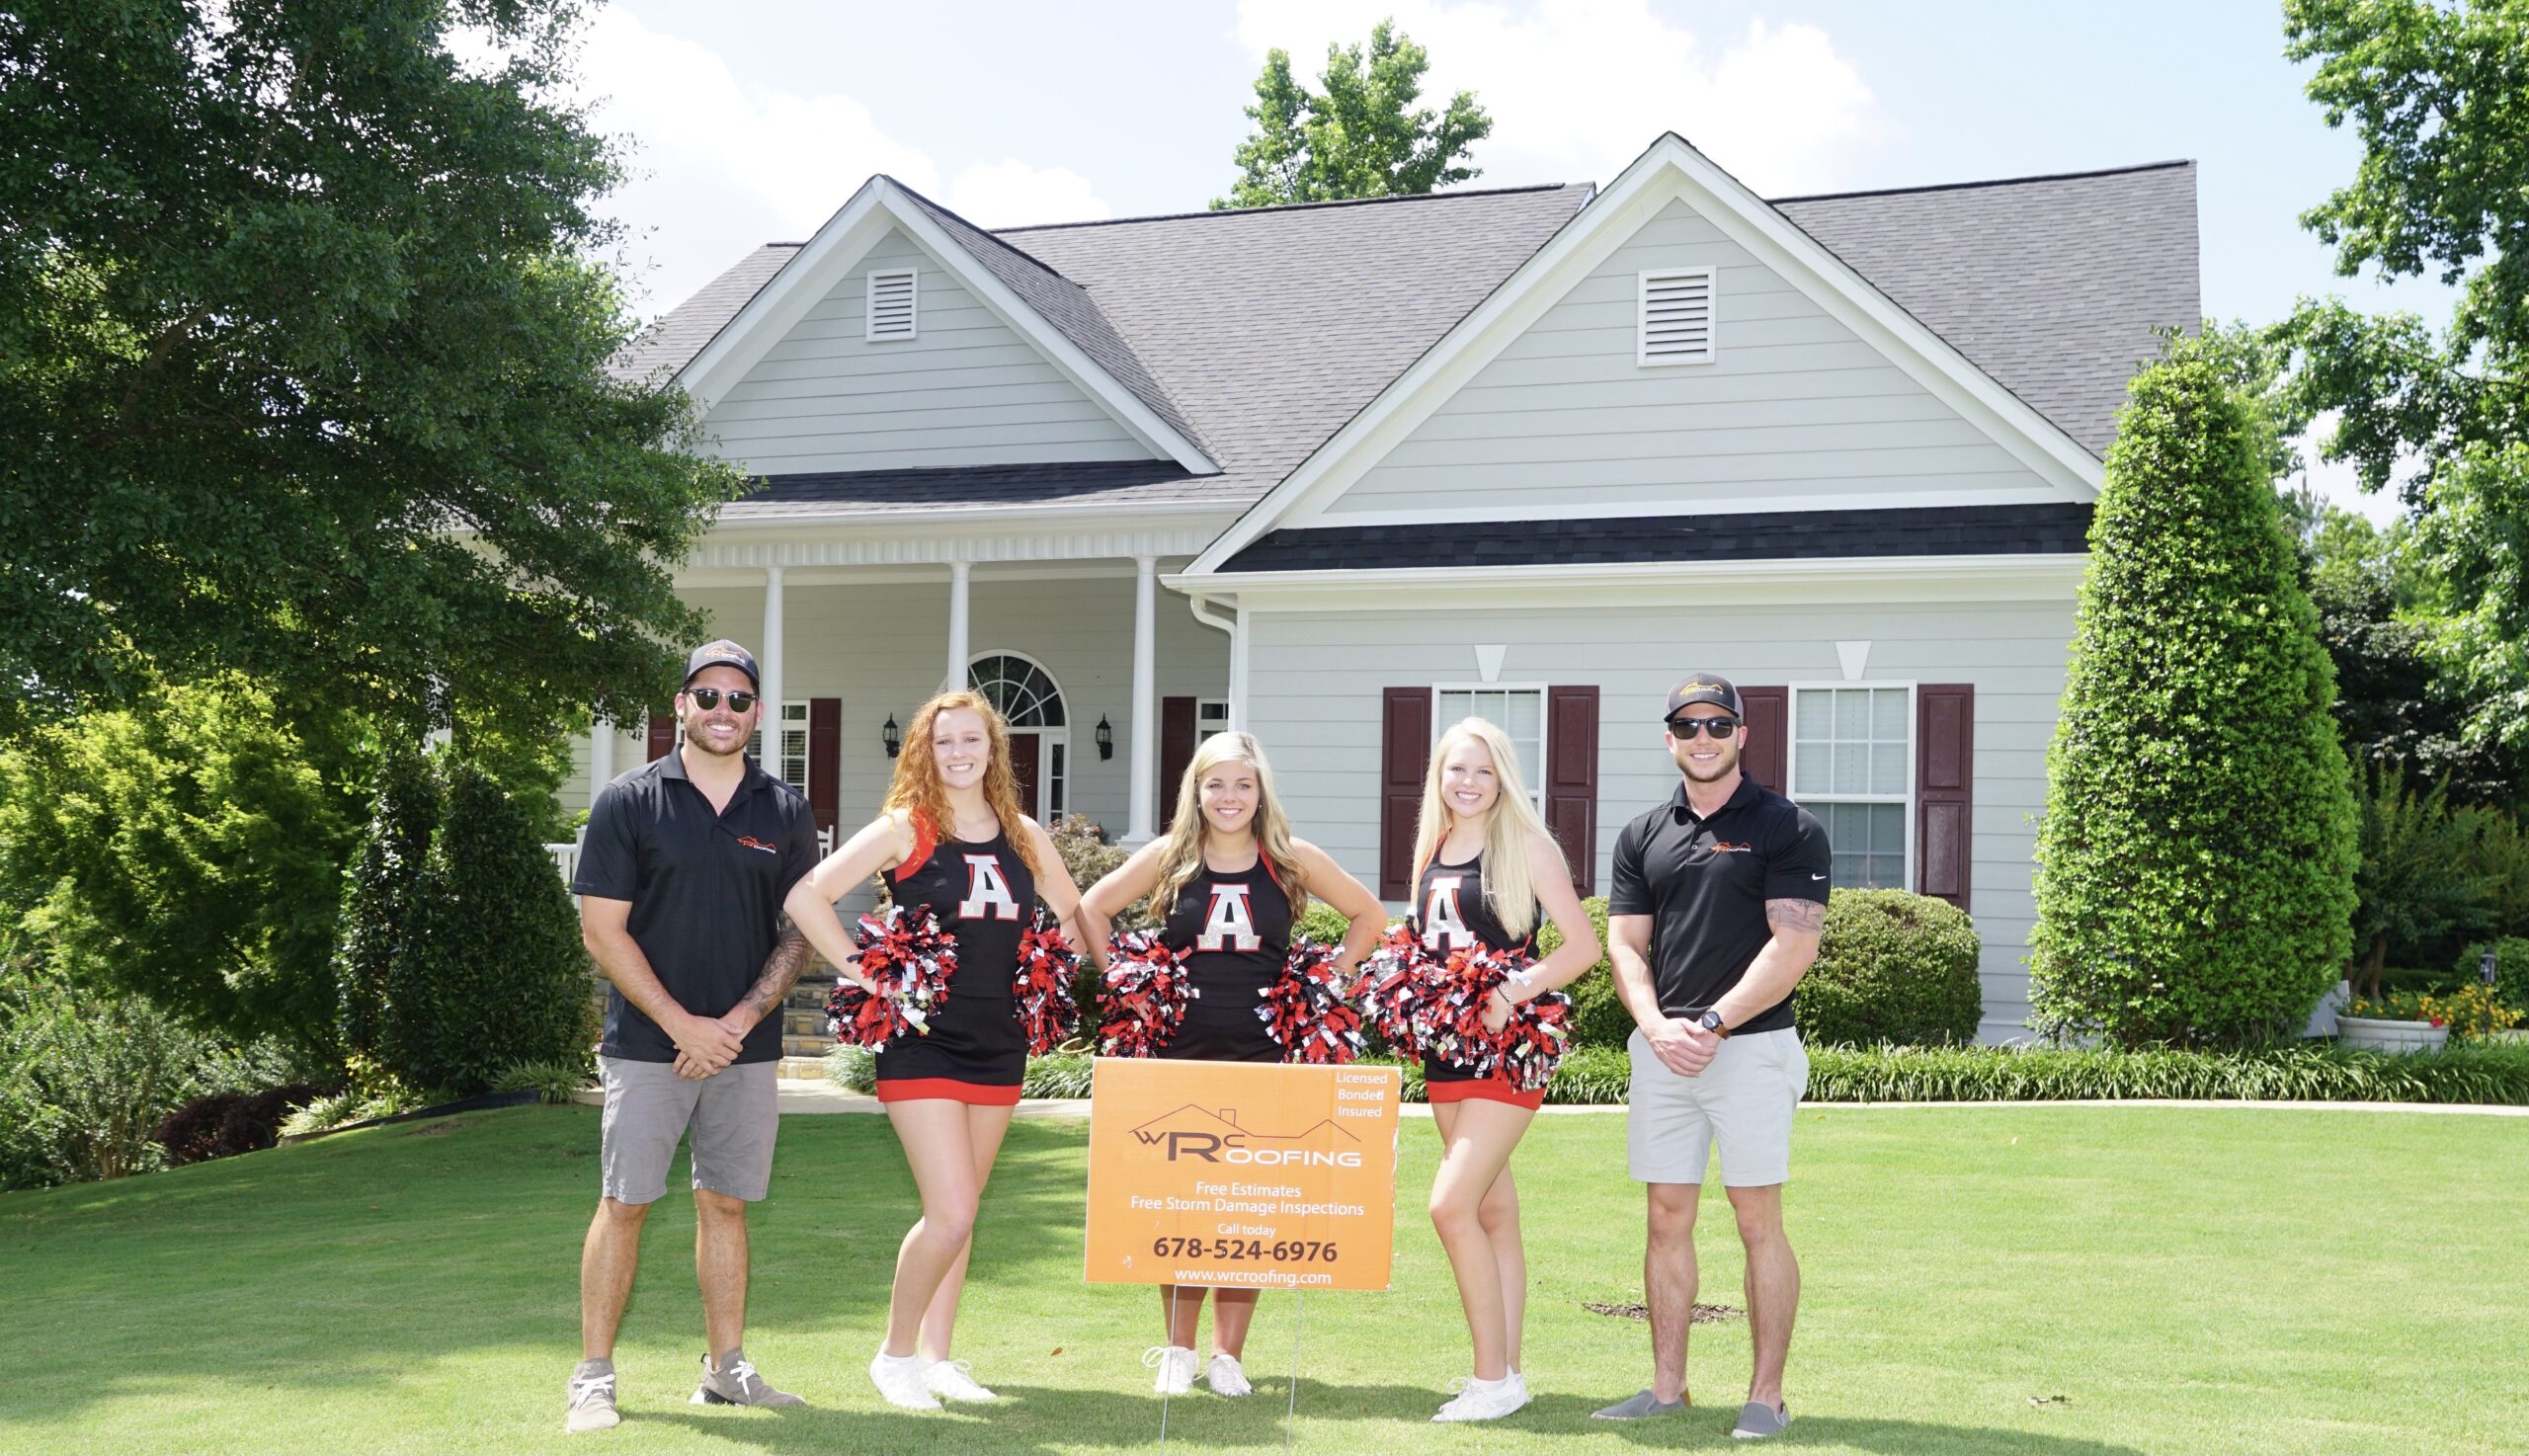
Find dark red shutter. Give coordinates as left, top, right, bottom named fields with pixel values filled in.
left=1917, top=684, right=1974, bottom=909
left=646, top=708, right=675, bottom=763
left=1161, top=696, right=1197, bottom=824
left=1379, top=688, right=1433, bottom=899
left=808, top=696, right=842, bottom=834
left=1545, top=686, right=1599, bottom=894
left=1737, top=687, right=1789, bottom=794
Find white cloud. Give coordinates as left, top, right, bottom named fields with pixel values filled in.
left=564, top=10, right=1110, bottom=315
left=1231, top=0, right=1882, bottom=196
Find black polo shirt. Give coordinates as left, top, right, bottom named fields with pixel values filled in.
left=1607, top=774, right=1832, bottom=1035
left=572, top=750, right=822, bottom=1064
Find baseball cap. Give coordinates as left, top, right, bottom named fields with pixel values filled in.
left=1664, top=674, right=1743, bottom=720
left=683, top=640, right=761, bottom=688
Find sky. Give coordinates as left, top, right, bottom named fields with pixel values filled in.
left=572, top=0, right=2457, bottom=523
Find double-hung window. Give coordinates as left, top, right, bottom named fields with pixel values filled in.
left=1789, top=685, right=1912, bottom=891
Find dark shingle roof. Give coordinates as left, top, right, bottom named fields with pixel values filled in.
left=1776, top=162, right=2199, bottom=456
left=731, top=459, right=1198, bottom=519
left=1219, top=503, right=2095, bottom=573
left=610, top=244, right=793, bottom=387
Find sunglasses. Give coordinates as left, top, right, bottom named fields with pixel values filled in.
left=1666, top=716, right=1741, bottom=739
left=686, top=688, right=758, bottom=712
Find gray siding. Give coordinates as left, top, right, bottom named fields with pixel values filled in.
left=700, top=229, right=1152, bottom=474
left=1241, top=597, right=2075, bottom=1041
left=563, top=570, right=1230, bottom=908
left=1324, top=198, right=2061, bottom=518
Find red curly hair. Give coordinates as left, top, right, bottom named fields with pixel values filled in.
left=881, top=688, right=1039, bottom=874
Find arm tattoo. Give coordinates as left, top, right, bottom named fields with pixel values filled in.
left=737, top=916, right=813, bottom=1021
left=1765, top=898, right=1826, bottom=934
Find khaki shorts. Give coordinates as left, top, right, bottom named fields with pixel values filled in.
left=599, top=1057, right=779, bottom=1204
left=1626, top=1027, right=1807, bottom=1187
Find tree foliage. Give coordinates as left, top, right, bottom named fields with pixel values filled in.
left=2278, top=0, right=2529, bottom=757
left=0, top=0, right=742, bottom=740
left=334, top=748, right=439, bottom=1060
left=1215, top=19, right=1492, bottom=208
left=2030, top=346, right=2359, bottom=1046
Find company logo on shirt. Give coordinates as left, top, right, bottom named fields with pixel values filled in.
left=958, top=854, right=1022, bottom=921
left=1422, top=876, right=1471, bottom=950
left=1197, top=882, right=1262, bottom=951
left=1706, top=841, right=1754, bottom=853
left=734, top=836, right=778, bottom=854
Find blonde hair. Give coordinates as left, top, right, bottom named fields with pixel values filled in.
left=881, top=689, right=1038, bottom=875
left=1411, top=717, right=1561, bottom=942
left=1149, top=731, right=1304, bottom=921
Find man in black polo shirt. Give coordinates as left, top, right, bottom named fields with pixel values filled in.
left=1591, top=674, right=1829, bottom=1441
left=562, top=641, right=822, bottom=1432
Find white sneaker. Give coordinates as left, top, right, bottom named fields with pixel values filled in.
left=1142, top=1344, right=1198, bottom=1395
left=924, top=1358, right=997, bottom=1402
left=868, top=1350, right=941, bottom=1411
left=1433, top=1372, right=1531, bottom=1422
left=1205, top=1352, right=1253, bottom=1398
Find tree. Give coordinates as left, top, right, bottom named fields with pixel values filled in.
left=333, top=749, right=439, bottom=1061
left=1214, top=19, right=1492, bottom=208
left=2278, top=0, right=2529, bottom=760
left=2029, top=344, right=2359, bottom=1046
left=0, top=0, right=742, bottom=742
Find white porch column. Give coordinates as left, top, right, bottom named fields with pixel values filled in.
left=588, top=717, right=615, bottom=793
left=1125, top=554, right=1159, bottom=845
left=944, top=561, right=972, bottom=693
left=1229, top=602, right=1251, bottom=733
left=759, top=567, right=785, bottom=765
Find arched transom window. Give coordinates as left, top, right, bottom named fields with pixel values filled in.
left=970, top=654, right=1066, bottom=728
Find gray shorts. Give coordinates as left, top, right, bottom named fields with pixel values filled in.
left=1627, top=1027, right=1807, bottom=1187
left=599, top=1057, right=779, bottom=1204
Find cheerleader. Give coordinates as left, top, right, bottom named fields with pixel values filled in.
left=1410, top=718, right=1600, bottom=1422
left=1077, top=731, right=1383, bottom=1399
left=783, top=689, right=1093, bottom=1412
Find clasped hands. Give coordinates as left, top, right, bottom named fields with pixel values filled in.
left=1647, top=1015, right=1722, bottom=1078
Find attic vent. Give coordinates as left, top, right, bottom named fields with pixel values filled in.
left=1638, top=267, right=1715, bottom=366
left=866, top=268, right=917, bottom=341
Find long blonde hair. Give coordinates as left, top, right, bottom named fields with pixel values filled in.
left=1150, top=731, right=1304, bottom=921
left=881, top=689, right=1038, bottom=874
left=1411, top=717, right=1560, bottom=942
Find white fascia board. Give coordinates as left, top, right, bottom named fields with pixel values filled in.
left=1165, top=553, right=2088, bottom=610
left=1310, top=485, right=2083, bottom=529
left=674, top=178, right=1218, bottom=477
left=708, top=497, right=1242, bottom=534
left=1183, top=132, right=2105, bottom=576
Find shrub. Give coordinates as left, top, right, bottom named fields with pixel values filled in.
left=2459, top=936, right=2529, bottom=1012
left=381, top=760, right=594, bottom=1095
left=2031, top=347, right=2359, bottom=1046
left=0, top=965, right=209, bottom=1188
left=2418, top=985, right=2522, bottom=1041
left=1800, top=890, right=1982, bottom=1046
left=1801, top=1041, right=2529, bottom=1105
left=154, top=1092, right=245, bottom=1168
left=1536, top=896, right=1628, bottom=1049
left=1049, top=815, right=1149, bottom=929
left=492, top=1058, right=598, bottom=1104
left=334, top=749, right=438, bottom=1059
left=1294, top=899, right=1357, bottom=945
left=2349, top=766, right=2497, bottom=996
left=279, top=1082, right=425, bottom=1138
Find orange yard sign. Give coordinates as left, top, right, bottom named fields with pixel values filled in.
left=1084, top=1057, right=1403, bottom=1292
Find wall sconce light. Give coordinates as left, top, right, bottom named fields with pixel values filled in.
left=881, top=713, right=902, bottom=759
left=1096, top=714, right=1114, bottom=761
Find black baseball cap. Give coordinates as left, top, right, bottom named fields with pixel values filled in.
left=683, top=640, right=761, bottom=688
left=1665, top=674, right=1743, bottom=721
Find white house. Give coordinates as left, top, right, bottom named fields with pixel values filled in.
left=575, top=133, right=2199, bottom=1041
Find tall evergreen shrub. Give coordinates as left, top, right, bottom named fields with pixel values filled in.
left=333, top=750, right=438, bottom=1058
left=2029, top=348, right=2358, bottom=1045
left=381, top=761, right=591, bottom=1094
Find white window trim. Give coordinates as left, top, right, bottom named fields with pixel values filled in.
left=1784, top=680, right=1917, bottom=893
left=865, top=266, right=918, bottom=342
left=1430, top=682, right=1550, bottom=812
left=1637, top=266, right=1717, bottom=368
left=968, top=648, right=1068, bottom=821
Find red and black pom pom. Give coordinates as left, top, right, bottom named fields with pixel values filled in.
left=1385, top=938, right=1574, bottom=1092
left=1013, top=908, right=1082, bottom=1055
left=1096, top=930, right=1198, bottom=1058
left=1258, top=936, right=1367, bottom=1065
left=826, top=904, right=959, bottom=1050
left=1352, top=925, right=1431, bottom=1058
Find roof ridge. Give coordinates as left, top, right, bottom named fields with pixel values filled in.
left=1770, top=159, right=2194, bottom=205
left=880, top=175, right=1077, bottom=284
left=993, top=181, right=1589, bottom=235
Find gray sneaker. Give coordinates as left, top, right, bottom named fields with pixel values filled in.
left=692, top=1348, right=806, bottom=1408
left=1592, top=1388, right=1688, bottom=1419
left=1732, top=1400, right=1791, bottom=1438
left=565, top=1361, right=619, bottom=1432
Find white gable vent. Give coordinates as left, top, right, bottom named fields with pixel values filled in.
left=865, top=268, right=918, bottom=341
left=1638, top=267, right=1715, bottom=366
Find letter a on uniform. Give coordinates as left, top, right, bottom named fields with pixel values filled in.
left=1422, top=875, right=1470, bottom=949
left=960, top=853, right=1022, bottom=920
left=1199, top=882, right=1261, bottom=950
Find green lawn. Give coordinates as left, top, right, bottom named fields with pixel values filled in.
left=0, top=1103, right=2522, bottom=1455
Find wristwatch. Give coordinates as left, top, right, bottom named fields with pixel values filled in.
left=1697, top=1009, right=1732, bottom=1039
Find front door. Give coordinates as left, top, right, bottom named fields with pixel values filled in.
left=1008, top=732, right=1042, bottom=820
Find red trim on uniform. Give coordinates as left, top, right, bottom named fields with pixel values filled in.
left=872, top=1078, right=1022, bottom=1105
left=1427, top=1080, right=1546, bottom=1110
left=892, top=810, right=938, bottom=883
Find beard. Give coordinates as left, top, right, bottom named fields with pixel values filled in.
left=1674, top=743, right=1740, bottom=783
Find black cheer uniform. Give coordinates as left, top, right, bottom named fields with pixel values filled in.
left=1411, top=852, right=1546, bottom=1108
left=872, top=814, right=1032, bottom=1104
left=1157, top=855, right=1294, bottom=1064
